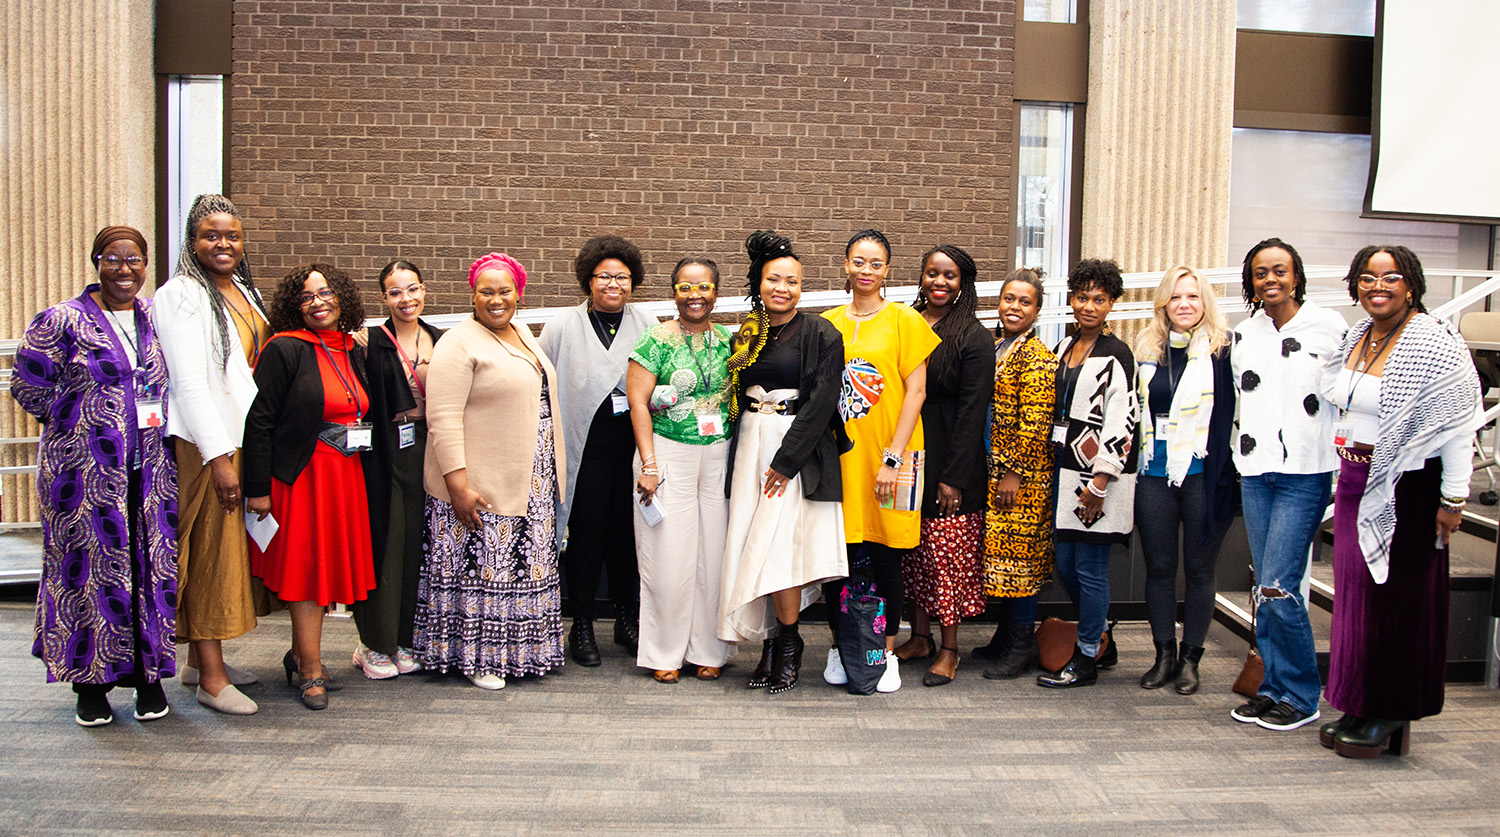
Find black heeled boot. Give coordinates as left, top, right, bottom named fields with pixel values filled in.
left=1334, top=718, right=1411, bottom=759
left=1036, top=644, right=1097, bottom=688
left=747, top=636, right=776, bottom=689
left=983, top=622, right=1039, bottom=679
left=1319, top=713, right=1360, bottom=749
left=971, top=622, right=1010, bottom=661
left=1139, top=641, right=1176, bottom=689
left=569, top=619, right=602, bottom=667
left=613, top=604, right=640, bottom=655
left=767, top=621, right=805, bottom=695
left=1172, top=642, right=1204, bottom=695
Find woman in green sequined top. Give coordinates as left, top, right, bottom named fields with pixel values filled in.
left=625, top=257, right=734, bottom=683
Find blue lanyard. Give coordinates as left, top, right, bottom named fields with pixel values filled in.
left=313, top=333, right=364, bottom=422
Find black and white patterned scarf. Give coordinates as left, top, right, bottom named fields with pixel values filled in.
left=1334, top=313, right=1480, bottom=583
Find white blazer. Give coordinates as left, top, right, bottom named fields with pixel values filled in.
left=151, top=275, right=264, bottom=464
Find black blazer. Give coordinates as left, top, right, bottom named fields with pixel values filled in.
left=243, top=332, right=373, bottom=499
left=725, top=313, right=848, bottom=502
left=920, top=317, right=995, bottom=518
left=363, top=319, right=441, bottom=573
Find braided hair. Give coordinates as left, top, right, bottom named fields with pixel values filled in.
left=726, top=230, right=799, bottom=422
left=173, top=194, right=258, bottom=371
left=911, top=244, right=979, bottom=392
left=1240, top=237, right=1306, bottom=311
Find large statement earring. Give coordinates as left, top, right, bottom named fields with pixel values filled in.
left=1406, top=292, right=1413, bottom=304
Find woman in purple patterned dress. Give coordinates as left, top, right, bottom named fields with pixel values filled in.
left=12, top=226, right=178, bottom=727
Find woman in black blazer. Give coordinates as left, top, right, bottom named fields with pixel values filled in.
left=244, top=263, right=377, bottom=710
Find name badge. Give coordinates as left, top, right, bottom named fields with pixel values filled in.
left=398, top=421, right=416, bottom=450
left=611, top=392, right=630, bottom=415
left=1333, top=410, right=1351, bottom=448
left=1155, top=413, right=1170, bottom=433
left=345, top=422, right=373, bottom=452
left=696, top=410, right=723, bottom=437
left=136, top=399, right=165, bottom=430
left=1052, top=421, right=1068, bottom=445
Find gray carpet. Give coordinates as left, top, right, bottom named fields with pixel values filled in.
left=3, top=603, right=1499, bottom=835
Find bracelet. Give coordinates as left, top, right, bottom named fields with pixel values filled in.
left=1086, top=481, right=1108, bottom=498
left=881, top=448, right=903, bottom=470
left=640, top=468, right=659, bottom=476
left=1440, top=499, right=1465, bottom=512
left=642, top=455, right=658, bottom=464
left=1441, top=495, right=1466, bottom=505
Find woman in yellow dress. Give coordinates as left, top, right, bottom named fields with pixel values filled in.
left=820, top=228, right=940, bottom=693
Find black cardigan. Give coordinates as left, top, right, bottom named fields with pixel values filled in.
left=243, top=332, right=374, bottom=499
left=362, top=319, right=441, bottom=573
left=920, top=317, right=995, bottom=517
left=725, top=313, right=849, bottom=502
left=1199, top=346, right=1240, bottom=544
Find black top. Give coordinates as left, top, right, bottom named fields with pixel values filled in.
left=742, top=319, right=803, bottom=393
left=919, top=317, right=995, bottom=517
left=364, top=319, right=442, bottom=574
left=1147, top=344, right=1188, bottom=417
left=588, top=307, right=624, bottom=348
left=243, top=333, right=374, bottom=499
left=725, top=313, right=849, bottom=502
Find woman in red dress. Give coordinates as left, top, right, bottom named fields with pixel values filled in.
left=244, top=264, right=377, bottom=709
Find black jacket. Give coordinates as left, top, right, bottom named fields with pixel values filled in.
left=726, top=313, right=848, bottom=502
left=920, top=317, right=995, bottom=517
left=243, top=332, right=374, bottom=498
left=363, top=319, right=441, bottom=573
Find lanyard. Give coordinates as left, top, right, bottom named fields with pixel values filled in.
left=683, top=324, right=716, bottom=396
left=379, top=323, right=426, bottom=398
left=313, top=333, right=364, bottom=421
left=227, top=285, right=265, bottom=366
left=1055, top=335, right=1098, bottom=421
left=105, top=307, right=151, bottom=395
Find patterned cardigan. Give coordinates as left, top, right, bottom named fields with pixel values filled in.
left=1051, top=332, right=1139, bottom=545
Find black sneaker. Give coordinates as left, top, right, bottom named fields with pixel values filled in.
left=75, top=689, right=114, bottom=727
left=1231, top=694, right=1276, bottom=724
left=133, top=680, right=170, bottom=721
left=1255, top=701, right=1321, bottom=731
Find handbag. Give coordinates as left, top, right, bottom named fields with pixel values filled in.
left=836, top=578, right=888, bottom=696
left=1034, top=616, right=1115, bottom=672
left=1232, top=561, right=1265, bottom=697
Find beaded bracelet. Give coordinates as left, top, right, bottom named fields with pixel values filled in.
left=1086, top=481, right=1108, bottom=498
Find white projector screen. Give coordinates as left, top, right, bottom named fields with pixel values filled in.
left=1364, top=0, right=1500, bottom=223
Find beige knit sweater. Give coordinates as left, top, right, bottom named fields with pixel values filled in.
left=422, top=316, right=566, bottom=516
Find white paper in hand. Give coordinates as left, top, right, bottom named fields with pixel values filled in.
left=245, top=509, right=280, bottom=552
left=636, top=493, right=665, bottom=527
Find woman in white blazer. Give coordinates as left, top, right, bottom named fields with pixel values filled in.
left=151, top=195, right=269, bottom=715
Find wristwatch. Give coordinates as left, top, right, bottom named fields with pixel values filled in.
left=881, top=448, right=903, bottom=470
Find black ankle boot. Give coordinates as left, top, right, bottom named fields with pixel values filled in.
left=613, top=605, right=640, bottom=655
left=569, top=619, right=601, bottom=667
left=971, top=622, right=1010, bottom=661
left=1036, top=644, right=1097, bottom=688
left=1172, top=642, right=1204, bottom=695
left=1140, top=641, right=1177, bottom=689
left=747, top=637, right=776, bottom=689
left=984, top=622, right=1038, bottom=679
left=1097, top=622, right=1118, bottom=668
left=768, top=622, right=805, bottom=695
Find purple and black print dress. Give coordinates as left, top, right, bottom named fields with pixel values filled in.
left=11, top=286, right=179, bottom=684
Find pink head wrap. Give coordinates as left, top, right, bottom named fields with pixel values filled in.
left=468, top=252, right=528, bottom=295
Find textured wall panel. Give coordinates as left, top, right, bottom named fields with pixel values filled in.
left=0, top=0, right=156, bottom=523
left=1081, top=0, right=1236, bottom=275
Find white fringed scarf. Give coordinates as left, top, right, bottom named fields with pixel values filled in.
left=1136, top=328, right=1215, bottom=486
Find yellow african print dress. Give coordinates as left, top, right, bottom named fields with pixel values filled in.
left=984, top=332, right=1058, bottom=596
left=822, top=303, right=941, bottom=550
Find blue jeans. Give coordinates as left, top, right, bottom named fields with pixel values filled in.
left=1241, top=472, right=1331, bottom=715
left=1054, top=540, right=1112, bottom=656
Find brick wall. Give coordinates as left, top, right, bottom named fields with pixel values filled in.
left=230, top=0, right=1016, bottom=318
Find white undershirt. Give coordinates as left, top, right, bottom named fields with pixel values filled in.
left=104, top=309, right=138, bottom=369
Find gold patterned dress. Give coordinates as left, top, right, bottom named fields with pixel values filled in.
left=983, top=332, right=1058, bottom=597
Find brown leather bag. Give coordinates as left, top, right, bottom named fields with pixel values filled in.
left=1232, top=648, right=1264, bottom=697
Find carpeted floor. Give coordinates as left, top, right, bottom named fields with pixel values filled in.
left=2, top=603, right=1499, bottom=835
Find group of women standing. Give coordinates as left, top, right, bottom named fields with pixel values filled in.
left=17, top=199, right=1479, bottom=759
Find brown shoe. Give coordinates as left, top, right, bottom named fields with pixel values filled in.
left=653, top=669, right=680, bottom=684
left=695, top=666, right=722, bottom=681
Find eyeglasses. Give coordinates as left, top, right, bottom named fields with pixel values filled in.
left=298, top=288, right=337, bottom=307
left=674, top=281, right=715, bottom=294
left=98, top=255, right=145, bottom=269
left=848, top=257, right=886, bottom=272
left=593, top=272, right=631, bottom=286
left=384, top=284, right=424, bottom=300
left=1357, top=273, right=1405, bottom=288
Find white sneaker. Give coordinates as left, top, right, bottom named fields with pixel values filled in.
left=876, top=651, right=901, bottom=693
left=394, top=646, right=423, bottom=675
left=468, top=673, right=506, bottom=690
left=353, top=644, right=399, bottom=680
left=823, top=647, right=848, bottom=685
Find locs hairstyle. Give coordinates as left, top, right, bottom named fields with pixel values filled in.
left=1240, top=237, right=1307, bottom=311
left=1344, top=244, right=1428, bottom=313
left=268, top=263, right=367, bottom=334
left=574, top=235, right=645, bottom=294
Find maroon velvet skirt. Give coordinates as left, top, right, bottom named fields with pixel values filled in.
left=1328, top=454, right=1448, bottom=721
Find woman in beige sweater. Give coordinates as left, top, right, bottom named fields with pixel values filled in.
left=410, top=253, right=567, bottom=690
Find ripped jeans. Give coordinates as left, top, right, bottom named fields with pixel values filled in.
left=1240, top=472, right=1332, bottom=715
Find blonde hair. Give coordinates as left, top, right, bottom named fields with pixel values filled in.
left=1134, top=266, right=1230, bottom=362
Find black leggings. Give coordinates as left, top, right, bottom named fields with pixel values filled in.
left=824, top=542, right=905, bottom=638
left=562, top=416, right=639, bottom=622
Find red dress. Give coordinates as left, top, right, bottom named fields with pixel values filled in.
left=251, top=331, right=377, bottom=605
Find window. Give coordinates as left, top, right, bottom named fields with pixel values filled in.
left=166, top=75, right=225, bottom=260
left=1023, top=0, right=1076, bottom=24
left=1236, top=0, right=1374, bottom=36
left=1015, top=102, right=1074, bottom=283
